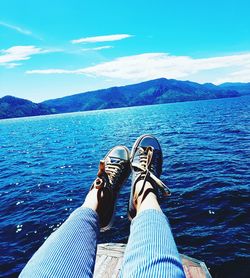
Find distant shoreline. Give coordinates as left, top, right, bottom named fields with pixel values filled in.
left=1, top=78, right=249, bottom=120
left=1, top=95, right=248, bottom=122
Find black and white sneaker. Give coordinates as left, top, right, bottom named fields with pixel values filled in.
left=91, top=146, right=130, bottom=231
left=128, top=134, right=171, bottom=220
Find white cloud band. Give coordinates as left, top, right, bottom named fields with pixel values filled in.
left=26, top=52, right=250, bottom=84
left=80, top=46, right=113, bottom=52
left=0, top=46, right=56, bottom=68
left=0, top=21, right=32, bottom=35
left=71, top=34, right=132, bottom=44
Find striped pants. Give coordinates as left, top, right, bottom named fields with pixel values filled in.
left=20, top=207, right=185, bottom=278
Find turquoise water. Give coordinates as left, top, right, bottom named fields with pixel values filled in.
left=1, top=96, right=249, bottom=277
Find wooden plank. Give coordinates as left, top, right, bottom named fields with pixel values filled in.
left=183, top=265, right=192, bottom=278
left=96, top=256, right=112, bottom=278
left=180, top=254, right=212, bottom=278
left=113, top=257, right=123, bottom=278
left=189, top=266, right=206, bottom=278
left=97, top=243, right=126, bottom=258
left=102, top=257, right=119, bottom=278
left=94, top=243, right=212, bottom=278
left=93, top=255, right=107, bottom=277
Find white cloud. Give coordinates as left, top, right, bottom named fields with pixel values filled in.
left=26, top=69, right=73, bottom=74
left=215, top=66, right=250, bottom=84
left=0, top=46, right=53, bottom=68
left=0, top=21, right=43, bottom=40
left=26, top=52, right=250, bottom=84
left=4, top=63, right=22, bottom=68
left=81, top=46, right=113, bottom=52
left=79, top=53, right=250, bottom=81
left=0, top=21, right=32, bottom=35
left=71, top=34, right=132, bottom=44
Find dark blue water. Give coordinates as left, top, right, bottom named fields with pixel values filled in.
left=1, top=96, right=250, bottom=277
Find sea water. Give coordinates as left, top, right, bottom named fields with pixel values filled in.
left=0, top=96, right=249, bottom=277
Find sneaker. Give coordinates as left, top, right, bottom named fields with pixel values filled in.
left=128, top=134, right=171, bottom=220
left=91, top=146, right=130, bottom=231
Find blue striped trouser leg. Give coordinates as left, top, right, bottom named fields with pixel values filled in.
left=120, top=209, right=185, bottom=278
left=20, top=207, right=99, bottom=278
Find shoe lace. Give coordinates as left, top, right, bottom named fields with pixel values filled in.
left=132, top=146, right=171, bottom=196
left=137, top=147, right=156, bottom=173
left=105, top=162, right=123, bottom=186
left=93, top=160, right=123, bottom=189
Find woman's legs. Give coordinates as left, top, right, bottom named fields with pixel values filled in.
left=121, top=135, right=185, bottom=278
left=20, top=189, right=100, bottom=278
left=120, top=181, right=185, bottom=278
left=20, top=145, right=130, bottom=278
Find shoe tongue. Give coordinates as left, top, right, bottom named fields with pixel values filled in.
left=106, top=156, right=121, bottom=164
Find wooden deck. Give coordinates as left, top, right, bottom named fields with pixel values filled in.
left=93, top=243, right=211, bottom=278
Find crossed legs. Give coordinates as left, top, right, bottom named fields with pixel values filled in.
left=20, top=135, right=185, bottom=278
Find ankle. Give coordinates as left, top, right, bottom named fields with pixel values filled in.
left=137, top=193, right=161, bottom=214
left=134, top=180, right=160, bottom=212
left=82, top=188, right=98, bottom=211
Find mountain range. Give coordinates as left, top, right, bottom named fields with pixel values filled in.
left=1, top=78, right=250, bottom=119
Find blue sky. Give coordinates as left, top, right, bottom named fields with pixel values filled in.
left=0, top=0, right=250, bottom=102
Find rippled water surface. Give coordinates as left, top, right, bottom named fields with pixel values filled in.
left=1, top=97, right=250, bottom=277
